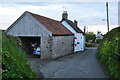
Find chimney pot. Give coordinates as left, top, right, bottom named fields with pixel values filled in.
left=74, top=20, right=78, bottom=26
left=62, top=11, right=68, bottom=19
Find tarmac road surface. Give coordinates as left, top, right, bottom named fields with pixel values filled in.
left=37, top=48, right=110, bottom=78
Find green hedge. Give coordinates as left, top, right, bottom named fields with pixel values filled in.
left=2, top=34, right=36, bottom=79
left=97, top=27, right=120, bottom=79
left=96, top=38, right=103, bottom=43
left=85, top=42, right=92, bottom=47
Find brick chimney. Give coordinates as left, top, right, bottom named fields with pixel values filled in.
left=97, top=31, right=100, bottom=34
left=74, top=20, right=78, bottom=26
left=62, top=11, right=68, bottom=19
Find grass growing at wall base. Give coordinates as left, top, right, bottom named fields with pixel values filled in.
left=97, top=27, right=120, bottom=79
left=2, top=34, right=36, bottom=79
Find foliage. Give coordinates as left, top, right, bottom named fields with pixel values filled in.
left=86, top=32, right=96, bottom=43
left=0, top=52, right=1, bottom=79
left=96, top=38, right=103, bottom=43
left=97, top=27, right=120, bottom=79
left=85, top=42, right=92, bottom=47
left=2, top=34, right=36, bottom=79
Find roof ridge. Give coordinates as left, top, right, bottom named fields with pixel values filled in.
left=27, top=11, right=59, bottom=23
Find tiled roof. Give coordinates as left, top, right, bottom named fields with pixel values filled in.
left=29, top=12, right=73, bottom=36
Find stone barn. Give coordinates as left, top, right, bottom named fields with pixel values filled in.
left=5, top=11, right=74, bottom=59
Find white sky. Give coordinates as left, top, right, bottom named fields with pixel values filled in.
left=0, top=0, right=119, bottom=34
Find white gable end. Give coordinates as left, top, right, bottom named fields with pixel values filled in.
left=61, top=20, right=77, bottom=34
left=61, top=20, right=85, bottom=52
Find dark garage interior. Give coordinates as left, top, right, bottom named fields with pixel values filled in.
left=19, top=36, right=41, bottom=57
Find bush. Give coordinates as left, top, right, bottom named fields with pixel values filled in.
left=85, top=42, right=92, bottom=47
left=97, top=27, right=120, bottom=79
left=96, top=38, right=103, bottom=43
left=2, top=34, right=36, bottom=79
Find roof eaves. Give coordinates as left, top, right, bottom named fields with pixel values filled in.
left=52, top=33, right=74, bottom=36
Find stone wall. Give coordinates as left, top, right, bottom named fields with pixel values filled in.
left=41, top=37, right=53, bottom=59
left=51, top=36, right=74, bottom=59
left=41, top=36, right=74, bottom=59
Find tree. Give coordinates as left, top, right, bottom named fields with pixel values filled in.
left=86, top=32, right=96, bottom=43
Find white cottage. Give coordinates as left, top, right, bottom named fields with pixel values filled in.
left=61, top=11, right=85, bottom=52
left=96, top=31, right=103, bottom=39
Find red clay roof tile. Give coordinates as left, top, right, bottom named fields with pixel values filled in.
left=29, top=12, right=73, bottom=35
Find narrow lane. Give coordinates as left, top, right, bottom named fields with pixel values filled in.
left=39, top=48, right=109, bottom=78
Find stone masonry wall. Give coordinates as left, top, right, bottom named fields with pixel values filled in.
left=41, top=37, right=53, bottom=59
left=41, top=36, right=74, bottom=59
left=51, top=36, right=74, bottom=59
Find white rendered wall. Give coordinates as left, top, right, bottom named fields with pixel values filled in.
left=61, top=21, right=84, bottom=52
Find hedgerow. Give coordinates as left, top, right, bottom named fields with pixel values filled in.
left=95, top=38, right=103, bottom=43
left=85, top=42, right=92, bottom=47
left=97, top=27, right=120, bottom=79
left=2, top=34, right=36, bottom=79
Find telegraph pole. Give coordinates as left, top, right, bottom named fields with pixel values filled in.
left=84, top=26, right=86, bottom=33
left=106, top=2, right=110, bottom=32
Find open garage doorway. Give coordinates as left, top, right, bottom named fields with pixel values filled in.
left=19, top=36, right=41, bottom=58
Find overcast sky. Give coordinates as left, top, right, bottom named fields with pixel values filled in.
left=0, top=1, right=118, bottom=34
